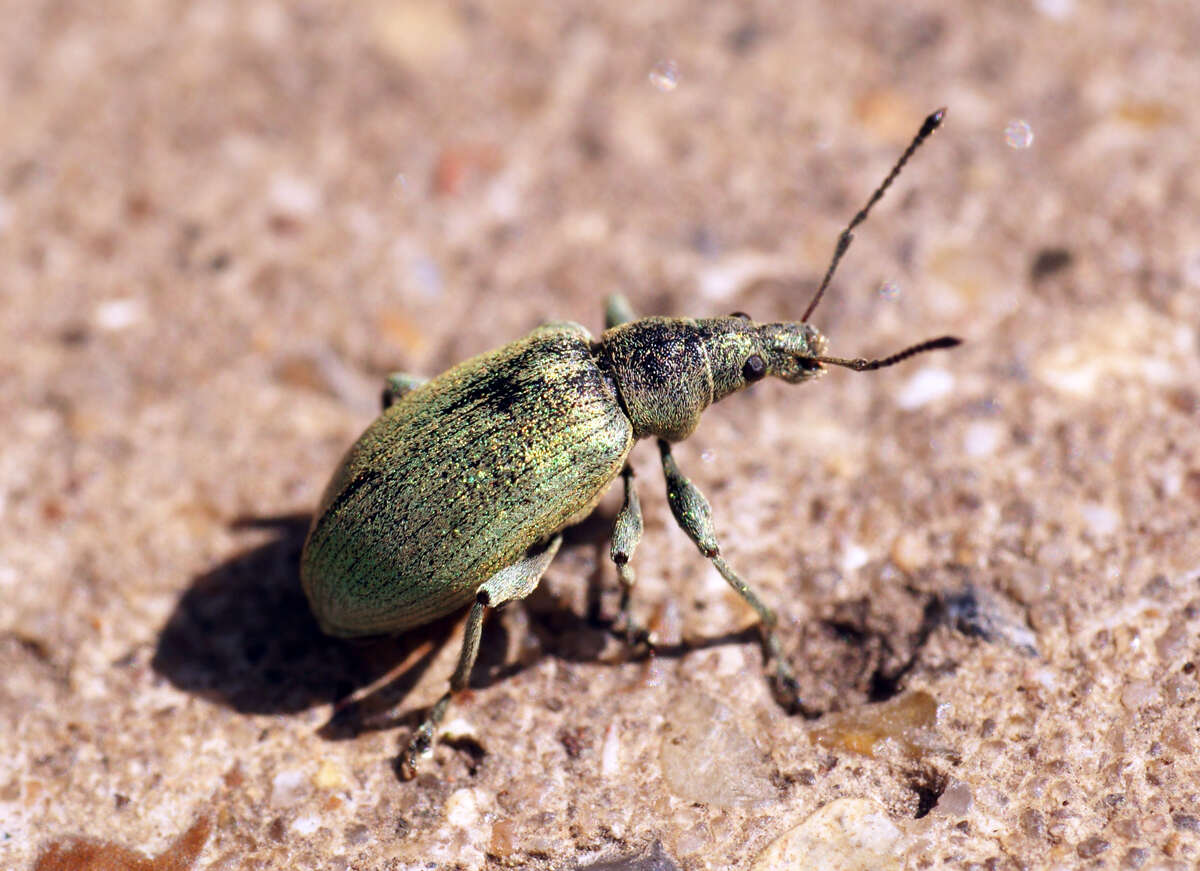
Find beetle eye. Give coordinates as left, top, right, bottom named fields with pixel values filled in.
left=729, top=311, right=752, bottom=321
left=742, top=354, right=767, bottom=382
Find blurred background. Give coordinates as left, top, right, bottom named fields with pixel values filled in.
left=3, top=2, right=1198, bottom=869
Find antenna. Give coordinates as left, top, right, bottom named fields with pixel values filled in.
left=800, top=108, right=946, bottom=323
left=810, top=335, right=961, bottom=372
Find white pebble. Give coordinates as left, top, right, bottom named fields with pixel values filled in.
left=840, top=541, right=870, bottom=574
left=1033, top=0, right=1074, bottom=19
left=445, top=788, right=481, bottom=828
left=963, top=421, right=1003, bottom=457
left=1080, top=502, right=1119, bottom=538
left=440, top=717, right=478, bottom=741
left=291, top=815, right=321, bottom=835
left=752, top=798, right=905, bottom=870
left=894, top=368, right=955, bottom=410
left=601, top=720, right=621, bottom=777
left=271, top=769, right=307, bottom=806
left=94, top=297, right=145, bottom=331
left=269, top=174, right=321, bottom=215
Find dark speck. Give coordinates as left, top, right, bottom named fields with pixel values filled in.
left=1122, top=847, right=1148, bottom=868
left=59, top=324, right=90, bottom=346
left=1173, top=814, right=1200, bottom=832
left=1076, top=836, right=1110, bottom=858
left=1030, top=248, right=1073, bottom=281
left=726, top=22, right=762, bottom=54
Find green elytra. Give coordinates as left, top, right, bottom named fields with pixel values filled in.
left=300, top=109, right=958, bottom=777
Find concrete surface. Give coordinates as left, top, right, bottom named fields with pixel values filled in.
left=2, top=1, right=1198, bottom=869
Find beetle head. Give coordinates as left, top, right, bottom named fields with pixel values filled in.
left=602, top=316, right=831, bottom=442
left=757, top=321, right=830, bottom=384
left=602, top=314, right=959, bottom=442
left=691, top=316, right=831, bottom=404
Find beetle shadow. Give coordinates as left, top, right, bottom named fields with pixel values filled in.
left=149, top=512, right=593, bottom=732
left=151, top=511, right=763, bottom=743
left=312, top=510, right=627, bottom=739
left=153, top=514, right=413, bottom=716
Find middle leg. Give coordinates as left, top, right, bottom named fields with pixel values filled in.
left=609, top=463, right=652, bottom=647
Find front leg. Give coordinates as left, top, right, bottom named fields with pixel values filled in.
left=657, top=439, right=802, bottom=712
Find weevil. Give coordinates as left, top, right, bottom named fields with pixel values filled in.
left=301, top=109, right=959, bottom=777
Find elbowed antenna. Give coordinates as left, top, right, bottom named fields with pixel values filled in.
left=811, top=335, right=961, bottom=372
left=800, top=108, right=947, bottom=323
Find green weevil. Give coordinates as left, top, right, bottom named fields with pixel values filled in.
left=301, top=110, right=959, bottom=777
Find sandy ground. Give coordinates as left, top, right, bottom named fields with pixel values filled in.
left=3, top=1, right=1199, bottom=869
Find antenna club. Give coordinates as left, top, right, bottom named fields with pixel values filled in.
left=921, top=108, right=947, bottom=138
left=812, top=335, right=962, bottom=373
left=924, top=335, right=961, bottom=351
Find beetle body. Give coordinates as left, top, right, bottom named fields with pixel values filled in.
left=301, top=315, right=827, bottom=637
left=301, top=322, right=632, bottom=636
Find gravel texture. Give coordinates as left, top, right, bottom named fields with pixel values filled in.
left=3, top=2, right=1199, bottom=869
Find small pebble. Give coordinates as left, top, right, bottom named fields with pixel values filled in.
left=895, top=368, right=955, bottom=410
left=933, top=780, right=973, bottom=817
left=94, top=298, right=145, bottom=331
left=1120, top=679, right=1160, bottom=710
left=271, top=769, right=308, bottom=807
left=601, top=720, right=622, bottom=778
left=659, top=693, right=775, bottom=807
left=752, top=798, right=905, bottom=870
left=445, top=788, right=481, bottom=829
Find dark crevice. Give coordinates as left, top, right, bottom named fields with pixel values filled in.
left=909, top=768, right=948, bottom=819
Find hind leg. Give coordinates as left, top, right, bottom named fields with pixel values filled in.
left=400, top=535, right=563, bottom=778
left=382, top=373, right=426, bottom=410
left=605, top=294, right=637, bottom=329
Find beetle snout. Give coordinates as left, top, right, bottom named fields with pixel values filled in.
left=758, top=322, right=828, bottom=384
left=778, top=354, right=829, bottom=384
